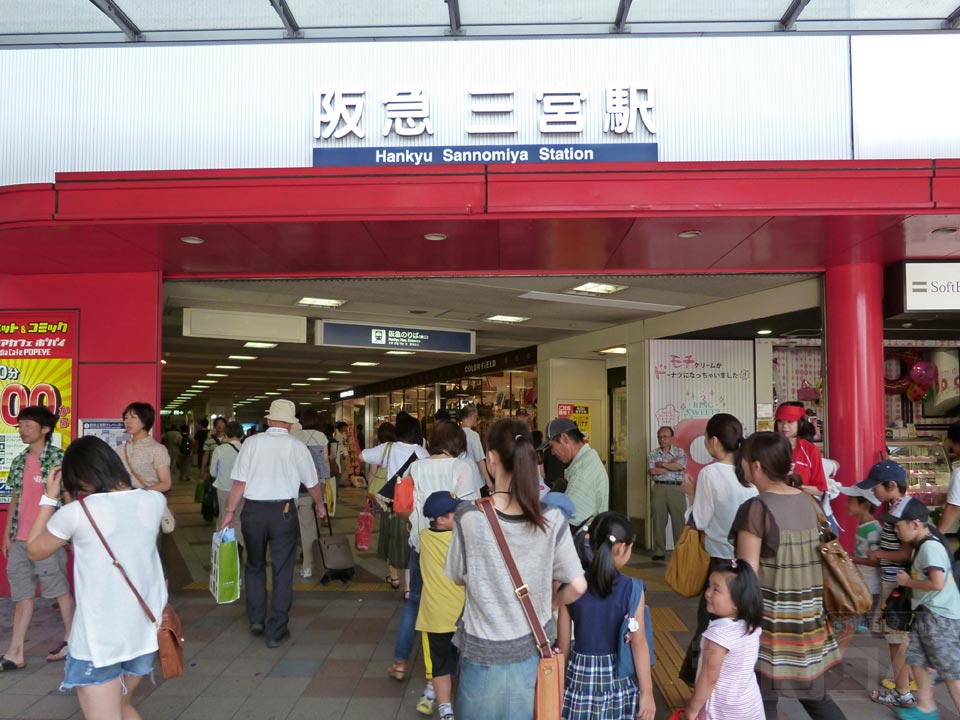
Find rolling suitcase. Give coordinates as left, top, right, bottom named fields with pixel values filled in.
left=312, top=499, right=355, bottom=584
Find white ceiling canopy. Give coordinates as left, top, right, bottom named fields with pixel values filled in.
left=1, top=0, right=958, bottom=46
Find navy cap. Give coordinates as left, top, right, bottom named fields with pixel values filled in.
left=423, top=491, right=462, bottom=520
left=856, top=460, right=906, bottom=490
left=878, top=498, right=928, bottom=526
left=538, top=417, right=579, bottom=450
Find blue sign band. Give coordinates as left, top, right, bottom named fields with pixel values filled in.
left=313, top=143, right=657, bottom=167
left=320, top=321, right=474, bottom=355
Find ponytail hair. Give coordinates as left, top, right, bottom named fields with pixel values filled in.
left=705, top=413, right=743, bottom=453
left=713, top=560, right=764, bottom=634
left=738, top=431, right=794, bottom=488
left=586, top=512, right=637, bottom=597
left=487, top=418, right=545, bottom=531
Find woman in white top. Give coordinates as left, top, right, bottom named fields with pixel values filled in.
left=212, top=421, right=245, bottom=550
left=26, top=436, right=167, bottom=720
left=678, top=413, right=758, bottom=685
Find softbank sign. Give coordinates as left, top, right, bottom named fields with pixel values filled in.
left=905, top=263, right=960, bottom=311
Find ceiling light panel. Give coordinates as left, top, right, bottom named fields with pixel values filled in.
left=297, top=297, right=346, bottom=308
left=599, top=346, right=628, bottom=354
left=228, top=355, right=257, bottom=360
left=486, top=315, right=530, bottom=323
left=329, top=370, right=351, bottom=374
left=351, top=361, right=380, bottom=367
left=306, top=377, right=328, bottom=381
left=244, top=342, right=277, bottom=349
left=216, top=365, right=241, bottom=369
left=568, top=282, right=628, bottom=295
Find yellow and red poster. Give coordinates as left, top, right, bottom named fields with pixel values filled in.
left=0, top=311, right=77, bottom=481
left=557, top=402, right=591, bottom=439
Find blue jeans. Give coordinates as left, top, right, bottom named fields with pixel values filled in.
left=457, top=655, right=539, bottom=719
left=394, top=548, right=421, bottom=662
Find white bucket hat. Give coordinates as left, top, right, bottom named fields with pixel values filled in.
left=265, top=399, right=297, bottom=425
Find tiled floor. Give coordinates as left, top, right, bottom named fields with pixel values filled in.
left=2, top=474, right=959, bottom=719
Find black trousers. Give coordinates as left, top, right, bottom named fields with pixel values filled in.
left=241, top=499, right=298, bottom=641
left=761, top=687, right=846, bottom=720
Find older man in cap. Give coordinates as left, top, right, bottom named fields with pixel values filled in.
left=540, top=417, right=608, bottom=529
left=222, top=399, right=327, bottom=648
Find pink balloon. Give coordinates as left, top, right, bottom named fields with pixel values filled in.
left=910, top=361, right=938, bottom=385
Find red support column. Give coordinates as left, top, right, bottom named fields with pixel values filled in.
left=825, top=263, right=886, bottom=550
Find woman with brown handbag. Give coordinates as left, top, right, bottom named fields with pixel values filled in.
left=731, top=432, right=845, bottom=720
left=445, top=418, right=587, bottom=719
left=25, top=436, right=168, bottom=720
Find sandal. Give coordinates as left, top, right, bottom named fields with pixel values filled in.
left=386, top=575, right=401, bottom=590
left=46, top=641, right=68, bottom=662
left=873, top=688, right=916, bottom=707
left=0, top=657, right=25, bottom=672
left=388, top=660, right=407, bottom=681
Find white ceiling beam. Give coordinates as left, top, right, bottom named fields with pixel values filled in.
left=87, top=0, right=141, bottom=41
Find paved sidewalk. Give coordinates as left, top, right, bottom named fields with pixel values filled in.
left=2, top=476, right=959, bottom=719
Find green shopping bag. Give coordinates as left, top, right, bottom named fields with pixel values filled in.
left=210, top=530, right=240, bottom=604
left=194, top=482, right=206, bottom=504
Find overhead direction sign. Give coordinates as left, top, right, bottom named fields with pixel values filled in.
left=317, top=320, right=475, bottom=355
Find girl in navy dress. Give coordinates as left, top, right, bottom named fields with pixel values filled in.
left=558, top=512, right=656, bottom=720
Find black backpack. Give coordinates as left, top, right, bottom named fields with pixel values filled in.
left=179, top=434, right=193, bottom=455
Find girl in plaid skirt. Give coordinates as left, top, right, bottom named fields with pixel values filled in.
left=558, top=512, right=656, bottom=720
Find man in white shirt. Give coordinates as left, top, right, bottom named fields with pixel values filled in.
left=221, top=400, right=327, bottom=648
left=459, top=405, right=491, bottom=492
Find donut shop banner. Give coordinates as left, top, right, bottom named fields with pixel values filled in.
left=648, top=340, right=756, bottom=479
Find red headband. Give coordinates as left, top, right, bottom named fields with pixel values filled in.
left=775, top=405, right=807, bottom=422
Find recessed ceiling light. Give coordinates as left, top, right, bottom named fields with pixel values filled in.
left=291, top=382, right=309, bottom=386
left=160, top=359, right=168, bottom=365
left=298, top=401, right=311, bottom=405
left=244, top=342, right=277, bottom=349
left=297, top=297, right=346, bottom=308
left=180, top=236, right=205, bottom=245
left=598, top=346, right=628, bottom=354
left=216, top=365, right=241, bottom=370
left=254, top=395, right=269, bottom=399
left=351, top=361, right=380, bottom=367
left=329, top=370, right=351, bottom=374
left=264, top=391, right=280, bottom=396
left=424, top=233, right=447, bottom=241
left=228, top=355, right=257, bottom=360
left=277, top=388, right=293, bottom=391
left=197, top=380, right=218, bottom=384
left=756, top=329, right=773, bottom=335
left=206, top=373, right=228, bottom=377
left=190, top=385, right=206, bottom=389
left=386, top=350, right=415, bottom=356
left=486, top=315, right=529, bottom=323
left=932, top=227, right=959, bottom=235
left=678, top=230, right=702, bottom=238
left=902, top=322, right=914, bottom=328
left=322, top=396, right=331, bottom=400
left=569, top=282, right=628, bottom=295
left=306, top=377, right=328, bottom=381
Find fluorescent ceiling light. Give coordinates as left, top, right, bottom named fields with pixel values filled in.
left=306, top=377, right=328, bottom=381
left=291, top=382, right=309, bottom=386
left=228, top=355, right=257, bottom=360
left=297, top=297, right=346, bottom=308
left=486, top=315, right=529, bottom=324
left=190, top=385, right=205, bottom=389
left=351, top=361, right=379, bottom=367
left=180, top=236, right=205, bottom=245
left=206, top=373, right=228, bottom=377
left=599, top=346, right=628, bottom=355
left=298, top=401, right=311, bottom=405
left=160, top=359, right=167, bottom=365
left=264, top=391, right=280, bottom=396
left=756, top=329, right=773, bottom=335
left=385, top=350, right=415, bottom=356
left=216, top=365, right=241, bottom=370
left=322, top=396, right=331, bottom=400
left=568, top=282, right=627, bottom=295
left=254, top=395, right=269, bottom=399
left=197, top=380, right=218, bottom=384
left=424, top=233, right=447, bottom=241
left=277, top=388, right=293, bottom=391
left=244, top=342, right=277, bottom=349
left=519, top=291, right=684, bottom=313
left=329, top=370, right=351, bottom=374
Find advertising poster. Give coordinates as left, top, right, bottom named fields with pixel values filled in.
left=557, top=402, right=592, bottom=438
left=648, top=339, right=756, bottom=480
left=80, top=419, right=129, bottom=450
left=0, top=311, right=78, bottom=500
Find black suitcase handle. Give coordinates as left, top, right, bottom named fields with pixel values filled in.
left=314, top=489, right=333, bottom=537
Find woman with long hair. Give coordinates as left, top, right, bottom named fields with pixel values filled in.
left=445, top=418, right=587, bottom=719
left=731, top=432, right=845, bottom=720
left=678, top=413, right=758, bottom=685
left=26, top=436, right=167, bottom=720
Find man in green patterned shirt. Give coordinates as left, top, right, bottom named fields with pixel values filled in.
left=539, top=417, right=608, bottom=529
left=1, top=405, right=73, bottom=669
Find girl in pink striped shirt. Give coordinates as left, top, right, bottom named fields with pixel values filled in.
left=684, top=560, right=765, bottom=720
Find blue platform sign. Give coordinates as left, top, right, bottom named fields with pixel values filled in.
left=313, top=143, right=657, bottom=168
left=317, top=320, right=475, bottom=355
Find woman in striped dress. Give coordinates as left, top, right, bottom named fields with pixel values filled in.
left=731, top=432, right=846, bottom=720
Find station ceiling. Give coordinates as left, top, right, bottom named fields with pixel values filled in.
left=2, top=0, right=960, bottom=47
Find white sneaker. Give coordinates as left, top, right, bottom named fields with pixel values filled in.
left=300, top=568, right=313, bottom=579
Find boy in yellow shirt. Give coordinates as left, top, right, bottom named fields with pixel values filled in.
left=416, top=491, right=466, bottom=720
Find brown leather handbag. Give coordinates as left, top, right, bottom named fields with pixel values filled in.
left=79, top=498, right=184, bottom=679
left=477, top=497, right=564, bottom=718
left=806, top=494, right=872, bottom=621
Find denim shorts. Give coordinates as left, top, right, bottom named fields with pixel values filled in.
left=60, top=651, right=157, bottom=690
